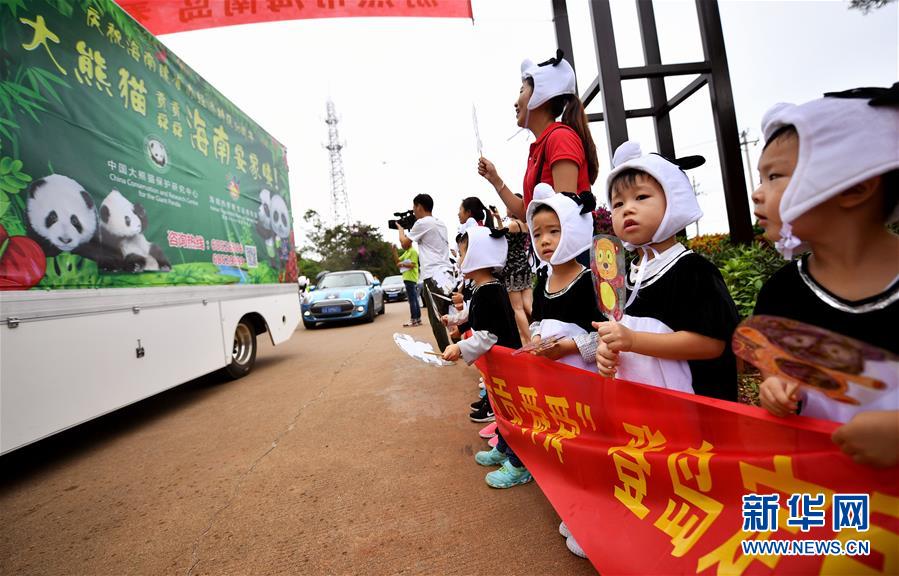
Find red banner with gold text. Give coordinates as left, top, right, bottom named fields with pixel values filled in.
left=475, top=348, right=898, bottom=576
left=116, top=0, right=473, bottom=36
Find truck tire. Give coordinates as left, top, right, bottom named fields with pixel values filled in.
left=225, top=320, right=257, bottom=379
left=365, top=298, right=376, bottom=323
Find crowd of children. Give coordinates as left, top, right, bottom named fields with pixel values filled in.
left=427, top=78, right=898, bottom=560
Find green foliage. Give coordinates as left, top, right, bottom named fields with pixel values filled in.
left=300, top=209, right=399, bottom=281
left=688, top=234, right=786, bottom=318
left=848, top=0, right=896, bottom=13
left=297, top=255, right=323, bottom=281
left=37, top=254, right=99, bottom=288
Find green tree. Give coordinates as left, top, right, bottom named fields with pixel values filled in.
left=300, top=209, right=399, bottom=281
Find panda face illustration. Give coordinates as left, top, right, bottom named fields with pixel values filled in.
left=148, top=138, right=167, bottom=168
left=26, top=174, right=98, bottom=251
left=270, top=193, right=290, bottom=239
left=100, top=190, right=145, bottom=238
left=258, top=188, right=273, bottom=230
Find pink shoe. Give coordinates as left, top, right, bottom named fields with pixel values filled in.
left=478, top=422, right=497, bottom=439
left=487, top=436, right=498, bottom=448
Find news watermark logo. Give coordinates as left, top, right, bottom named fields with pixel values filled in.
left=740, top=493, right=870, bottom=556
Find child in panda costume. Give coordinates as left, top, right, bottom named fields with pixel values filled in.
left=441, top=220, right=532, bottom=489
left=526, top=183, right=605, bottom=372
left=591, top=142, right=740, bottom=401
left=751, top=85, right=899, bottom=467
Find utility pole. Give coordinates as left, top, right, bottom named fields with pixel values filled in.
left=324, top=100, right=351, bottom=226
left=739, top=129, right=759, bottom=190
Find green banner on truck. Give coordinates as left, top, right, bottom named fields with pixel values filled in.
left=1, top=0, right=297, bottom=290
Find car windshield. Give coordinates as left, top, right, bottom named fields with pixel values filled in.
left=318, top=273, right=367, bottom=289
left=383, top=275, right=404, bottom=286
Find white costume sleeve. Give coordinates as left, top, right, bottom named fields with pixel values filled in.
left=444, top=301, right=469, bottom=326
left=458, top=330, right=498, bottom=365
left=574, top=332, right=599, bottom=365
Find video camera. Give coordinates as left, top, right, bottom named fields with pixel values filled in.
left=388, top=210, right=417, bottom=230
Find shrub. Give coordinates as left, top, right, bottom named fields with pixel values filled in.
left=689, top=234, right=786, bottom=318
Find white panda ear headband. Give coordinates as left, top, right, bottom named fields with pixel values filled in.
left=512, top=49, right=577, bottom=140
left=457, top=218, right=509, bottom=274
left=526, top=182, right=596, bottom=266
left=761, top=82, right=899, bottom=259
left=606, top=141, right=705, bottom=253
left=521, top=49, right=577, bottom=111
left=606, top=141, right=705, bottom=309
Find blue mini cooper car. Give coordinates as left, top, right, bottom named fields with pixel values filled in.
left=302, top=270, right=385, bottom=329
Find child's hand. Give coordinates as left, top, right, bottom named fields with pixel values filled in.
left=759, top=376, right=800, bottom=417
left=832, top=410, right=899, bottom=468
left=442, top=344, right=462, bottom=361
left=596, top=339, right=619, bottom=377
left=449, top=326, right=461, bottom=341
left=534, top=338, right=576, bottom=360
left=454, top=302, right=464, bottom=311
left=451, top=292, right=464, bottom=305
left=594, top=321, right=635, bottom=353
left=440, top=314, right=450, bottom=326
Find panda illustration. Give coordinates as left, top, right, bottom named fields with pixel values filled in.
left=26, top=174, right=104, bottom=259
left=255, top=188, right=274, bottom=252
left=148, top=138, right=167, bottom=168
left=270, top=192, right=291, bottom=263
left=99, top=190, right=171, bottom=273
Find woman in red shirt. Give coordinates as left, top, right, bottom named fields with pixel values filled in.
left=477, top=50, right=599, bottom=221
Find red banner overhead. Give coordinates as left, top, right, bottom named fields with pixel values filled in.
left=475, top=348, right=899, bottom=576
left=116, top=0, right=473, bottom=35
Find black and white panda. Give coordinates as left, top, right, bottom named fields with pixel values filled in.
left=148, top=138, right=167, bottom=168
left=255, top=188, right=274, bottom=247
left=99, top=190, right=171, bottom=273
left=26, top=174, right=102, bottom=259
left=270, top=192, right=291, bottom=262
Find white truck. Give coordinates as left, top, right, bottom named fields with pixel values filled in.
left=0, top=1, right=300, bottom=453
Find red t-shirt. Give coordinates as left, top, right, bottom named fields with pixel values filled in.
left=522, top=122, right=591, bottom=210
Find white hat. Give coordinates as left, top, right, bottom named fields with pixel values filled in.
left=526, top=183, right=596, bottom=265
left=761, top=84, right=899, bottom=258
left=521, top=50, right=576, bottom=111
left=606, top=141, right=704, bottom=251
left=458, top=218, right=508, bottom=274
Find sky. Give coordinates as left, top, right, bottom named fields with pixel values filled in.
left=158, top=0, right=898, bottom=253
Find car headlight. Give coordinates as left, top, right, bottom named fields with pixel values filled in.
left=354, top=290, right=367, bottom=301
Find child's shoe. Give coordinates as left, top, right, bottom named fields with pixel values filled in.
left=559, top=521, right=571, bottom=538
left=487, top=435, right=498, bottom=448
left=485, top=461, right=532, bottom=488
left=478, top=422, right=497, bottom=439
left=478, top=377, right=485, bottom=389
left=470, top=396, right=486, bottom=412
left=475, top=447, right=508, bottom=466
left=469, top=402, right=495, bottom=423
left=566, top=535, right=587, bottom=558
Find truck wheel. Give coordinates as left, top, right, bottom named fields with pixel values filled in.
left=226, top=320, right=257, bottom=379
left=365, top=298, right=376, bottom=323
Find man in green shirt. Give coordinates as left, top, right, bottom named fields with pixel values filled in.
left=396, top=245, right=421, bottom=327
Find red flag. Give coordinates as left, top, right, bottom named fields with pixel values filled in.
left=475, top=347, right=899, bottom=575
left=116, top=0, right=473, bottom=36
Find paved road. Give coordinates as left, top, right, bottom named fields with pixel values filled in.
left=0, top=301, right=597, bottom=575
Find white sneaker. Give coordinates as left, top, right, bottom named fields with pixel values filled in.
left=478, top=377, right=485, bottom=390
left=566, top=534, right=587, bottom=558
left=559, top=521, right=571, bottom=538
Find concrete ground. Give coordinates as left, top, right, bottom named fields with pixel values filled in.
left=0, top=301, right=597, bottom=575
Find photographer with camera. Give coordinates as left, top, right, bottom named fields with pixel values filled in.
left=395, top=194, right=454, bottom=351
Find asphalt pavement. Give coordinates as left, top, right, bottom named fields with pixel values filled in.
left=0, top=302, right=597, bottom=575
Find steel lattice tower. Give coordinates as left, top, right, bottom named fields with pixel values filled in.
left=324, top=100, right=351, bottom=226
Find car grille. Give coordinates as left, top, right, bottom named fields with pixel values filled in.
left=311, top=299, right=355, bottom=315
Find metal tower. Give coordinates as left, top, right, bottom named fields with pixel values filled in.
left=324, top=100, right=351, bottom=226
